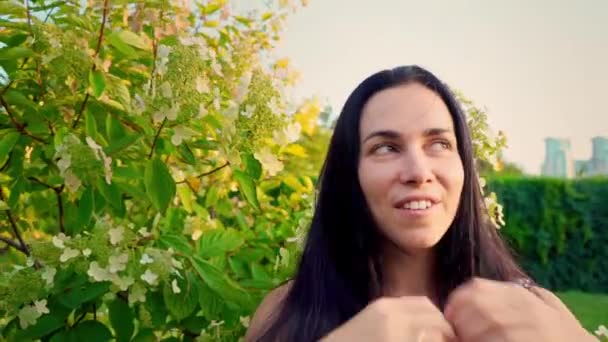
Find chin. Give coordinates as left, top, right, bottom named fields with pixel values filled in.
left=393, top=229, right=446, bottom=253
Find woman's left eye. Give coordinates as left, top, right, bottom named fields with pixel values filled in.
left=429, top=140, right=451, bottom=151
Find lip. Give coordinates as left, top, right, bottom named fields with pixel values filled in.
left=393, top=195, right=440, bottom=209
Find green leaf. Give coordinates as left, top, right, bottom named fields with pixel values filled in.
left=76, top=187, right=95, bottom=228
left=4, top=89, right=36, bottom=110
left=176, top=183, right=193, bottom=213
left=190, top=255, right=252, bottom=309
left=233, top=170, right=259, bottom=210
left=8, top=176, right=26, bottom=209
left=203, top=2, right=223, bottom=15
left=109, top=77, right=132, bottom=110
left=0, top=46, right=33, bottom=61
left=144, top=157, right=176, bottom=213
left=105, top=114, right=126, bottom=142
left=177, top=143, right=196, bottom=165
left=49, top=329, right=75, bottom=342
left=204, top=185, right=219, bottom=207
left=243, top=153, right=262, bottom=180
left=251, top=263, right=271, bottom=281
left=158, top=234, right=193, bottom=255
left=262, top=12, right=273, bottom=21
left=0, top=131, right=20, bottom=165
left=163, top=275, right=198, bottom=321
left=196, top=277, right=226, bottom=319
left=181, top=315, right=209, bottom=334
left=228, top=256, right=249, bottom=279
left=104, top=133, right=142, bottom=155
left=95, top=179, right=125, bottom=217
left=16, top=313, right=64, bottom=340
left=235, top=16, right=252, bottom=27
left=72, top=321, right=112, bottom=342
left=0, top=2, right=26, bottom=17
left=85, top=109, right=98, bottom=139
left=131, top=329, right=156, bottom=342
left=0, top=32, right=28, bottom=48
left=58, top=281, right=110, bottom=309
left=197, top=229, right=245, bottom=258
left=108, top=298, right=134, bottom=342
left=107, top=33, right=136, bottom=56
left=144, top=291, right=168, bottom=328
left=88, top=70, right=106, bottom=98
left=115, top=30, right=149, bottom=50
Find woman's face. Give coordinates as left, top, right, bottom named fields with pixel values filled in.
left=358, top=83, right=464, bottom=253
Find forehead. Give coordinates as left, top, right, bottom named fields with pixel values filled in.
left=359, top=83, right=454, bottom=139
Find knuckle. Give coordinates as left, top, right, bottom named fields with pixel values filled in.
left=372, top=297, right=394, bottom=313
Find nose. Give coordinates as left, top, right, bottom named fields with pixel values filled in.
left=398, top=149, right=434, bottom=185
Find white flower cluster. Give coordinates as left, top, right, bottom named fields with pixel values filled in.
left=596, top=325, right=608, bottom=339
left=54, top=135, right=82, bottom=193
left=85, top=137, right=112, bottom=185
left=155, top=44, right=171, bottom=76
left=18, top=299, right=49, bottom=329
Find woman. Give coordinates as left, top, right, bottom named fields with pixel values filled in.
left=245, top=66, right=595, bottom=341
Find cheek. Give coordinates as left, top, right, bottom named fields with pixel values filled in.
left=442, top=159, right=465, bottom=203
left=357, top=161, right=393, bottom=203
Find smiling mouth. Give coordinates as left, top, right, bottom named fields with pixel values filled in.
left=401, top=200, right=433, bottom=210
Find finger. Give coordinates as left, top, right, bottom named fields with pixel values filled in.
left=528, top=286, right=574, bottom=315
left=445, top=277, right=522, bottom=320
left=411, top=311, right=457, bottom=341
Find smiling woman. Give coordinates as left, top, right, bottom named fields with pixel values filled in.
left=245, top=66, right=596, bottom=342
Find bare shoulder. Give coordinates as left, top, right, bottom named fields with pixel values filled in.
left=245, top=280, right=294, bottom=341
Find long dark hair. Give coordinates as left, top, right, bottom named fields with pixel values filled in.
left=257, top=65, right=527, bottom=341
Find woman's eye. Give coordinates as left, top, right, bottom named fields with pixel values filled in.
left=372, top=144, right=397, bottom=154
left=429, top=140, right=452, bottom=151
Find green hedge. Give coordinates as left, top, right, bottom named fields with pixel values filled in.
left=488, top=176, right=608, bottom=292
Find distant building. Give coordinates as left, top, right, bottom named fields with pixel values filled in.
left=588, top=136, right=608, bottom=176
left=543, top=136, right=608, bottom=178
left=542, top=138, right=575, bottom=178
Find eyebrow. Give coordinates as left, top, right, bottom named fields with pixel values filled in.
left=362, top=128, right=454, bottom=144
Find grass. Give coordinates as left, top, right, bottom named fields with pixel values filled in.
left=557, top=291, right=608, bottom=333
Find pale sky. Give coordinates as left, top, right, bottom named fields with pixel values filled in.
left=262, top=0, right=608, bottom=174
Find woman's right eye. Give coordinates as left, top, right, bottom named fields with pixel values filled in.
left=372, top=143, right=397, bottom=154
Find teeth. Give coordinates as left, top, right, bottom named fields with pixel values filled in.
left=403, top=200, right=432, bottom=210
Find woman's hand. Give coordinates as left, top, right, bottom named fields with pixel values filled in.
left=321, top=296, right=457, bottom=342
left=444, top=278, right=597, bottom=342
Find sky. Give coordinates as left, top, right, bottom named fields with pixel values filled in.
left=245, top=0, right=608, bottom=174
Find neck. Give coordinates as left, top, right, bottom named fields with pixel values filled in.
left=380, top=241, right=437, bottom=302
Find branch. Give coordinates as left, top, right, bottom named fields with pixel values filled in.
left=0, top=187, right=30, bottom=257
left=72, top=0, right=110, bottom=129
left=27, top=178, right=65, bottom=233
left=148, top=118, right=166, bottom=159
left=0, top=95, right=46, bottom=143
left=56, top=186, right=65, bottom=234
left=27, top=177, right=58, bottom=190
left=0, top=236, right=28, bottom=255
left=175, top=162, right=230, bottom=184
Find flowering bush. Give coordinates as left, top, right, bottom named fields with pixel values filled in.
left=2, top=0, right=599, bottom=341
left=0, top=0, right=314, bottom=340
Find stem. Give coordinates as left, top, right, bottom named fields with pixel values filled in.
left=27, top=177, right=57, bottom=189
left=72, top=0, right=110, bottom=129
left=0, top=95, right=46, bottom=144
left=148, top=118, right=166, bottom=159
left=0, top=236, right=28, bottom=255
left=74, top=311, right=87, bottom=326
left=56, top=186, right=65, bottom=234
left=0, top=187, right=30, bottom=257
left=0, top=151, right=10, bottom=172
left=27, top=178, right=65, bottom=233
left=175, top=162, right=230, bottom=184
